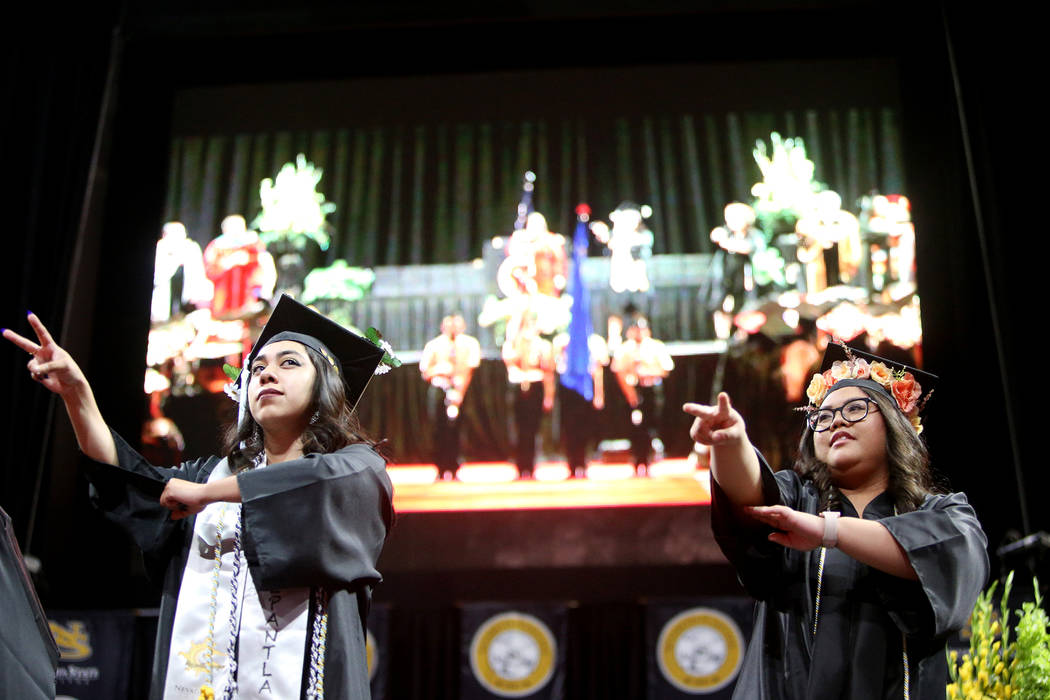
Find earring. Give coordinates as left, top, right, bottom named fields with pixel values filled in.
left=309, top=411, right=320, bottom=425
left=248, top=424, right=262, bottom=448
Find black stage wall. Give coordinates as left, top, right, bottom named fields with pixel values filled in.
left=2, top=0, right=1045, bottom=667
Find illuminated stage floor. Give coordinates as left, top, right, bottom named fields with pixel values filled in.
left=388, top=459, right=712, bottom=512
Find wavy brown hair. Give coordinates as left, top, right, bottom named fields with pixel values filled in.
left=222, top=344, right=380, bottom=471
left=794, top=386, right=938, bottom=513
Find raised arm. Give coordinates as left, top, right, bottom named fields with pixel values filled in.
left=3, top=313, right=117, bottom=465
left=683, top=392, right=764, bottom=507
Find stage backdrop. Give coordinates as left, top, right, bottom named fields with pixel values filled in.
left=164, top=63, right=906, bottom=266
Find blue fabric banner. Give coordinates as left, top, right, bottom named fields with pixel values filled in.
left=561, top=210, right=594, bottom=401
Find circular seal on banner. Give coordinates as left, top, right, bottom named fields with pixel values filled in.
left=656, top=607, right=744, bottom=694
left=469, top=612, right=557, bottom=697
left=366, top=629, right=378, bottom=681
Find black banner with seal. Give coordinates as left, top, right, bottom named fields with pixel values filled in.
left=645, top=597, right=753, bottom=699
left=461, top=602, right=568, bottom=700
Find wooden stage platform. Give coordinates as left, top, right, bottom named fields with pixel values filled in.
left=377, top=458, right=734, bottom=601
left=387, top=458, right=712, bottom=512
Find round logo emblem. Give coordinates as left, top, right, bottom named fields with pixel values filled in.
left=469, top=612, right=557, bottom=697
left=366, top=629, right=378, bottom=681
left=656, top=607, right=744, bottom=694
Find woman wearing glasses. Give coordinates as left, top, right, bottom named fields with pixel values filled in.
left=684, top=345, right=987, bottom=699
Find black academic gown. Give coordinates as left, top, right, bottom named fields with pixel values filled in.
left=86, top=431, right=394, bottom=700
left=711, top=456, right=988, bottom=700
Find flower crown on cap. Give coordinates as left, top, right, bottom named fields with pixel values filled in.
left=803, top=340, right=932, bottom=434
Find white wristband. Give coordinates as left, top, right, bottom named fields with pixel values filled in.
left=821, top=511, right=840, bottom=548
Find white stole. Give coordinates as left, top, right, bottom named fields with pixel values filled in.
left=163, top=458, right=311, bottom=699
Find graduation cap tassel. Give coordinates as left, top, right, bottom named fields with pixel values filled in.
left=237, top=371, right=248, bottom=438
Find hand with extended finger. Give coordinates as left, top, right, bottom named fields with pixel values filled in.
left=2, top=313, right=87, bottom=397
left=160, top=478, right=210, bottom=520
left=746, top=505, right=825, bottom=551
left=683, top=392, right=747, bottom=447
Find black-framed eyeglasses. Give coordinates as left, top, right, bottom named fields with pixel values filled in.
left=806, top=397, right=879, bottom=432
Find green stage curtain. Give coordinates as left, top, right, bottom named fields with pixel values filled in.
left=164, top=107, right=904, bottom=266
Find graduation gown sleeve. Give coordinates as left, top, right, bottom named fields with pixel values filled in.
left=236, top=443, right=393, bottom=592
left=877, top=492, right=988, bottom=638
left=710, top=451, right=813, bottom=609
left=235, top=443, right=394, bottom=700
left=84, top=430, right=220, bottom=581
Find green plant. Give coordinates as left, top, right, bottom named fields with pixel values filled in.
left=947, top=572, right=1050, bottom=699
left=1011, top=585, right=1050, bottom=700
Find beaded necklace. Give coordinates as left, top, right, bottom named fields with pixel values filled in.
left=193, top=455, right=329, bottom=700
left=198, top=504, right=229, bottom=700
left=197, top=504, right=244, bottom=700
left=305, top=588, right=330, bottom=699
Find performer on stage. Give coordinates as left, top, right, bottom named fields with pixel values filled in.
left=553, top=331, right=609, bottom=478
left=794, top=190, right=863, bottom=293
left=419, top=313, right=481, bottom=480
left=502, top=311, right=554, bottom=479
left=610, top=314, right=674, bottom=474
left=683, top=343, right=987, bottom=699
left=589, top=201, right=654, bottom=294
left=707, top=203, right=762, bottom=340
left=4, top=297, right=394, bottom=700
left=151, top=221, right=213, bottom=323
left=203, top=215, right=277, bottom=319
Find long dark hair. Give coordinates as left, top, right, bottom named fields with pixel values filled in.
left=794, top=387, right=937, bottom=513
left=222, top=344, right=379, bottom=471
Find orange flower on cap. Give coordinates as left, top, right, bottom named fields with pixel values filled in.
left=891, top=372, right=922, bottom=414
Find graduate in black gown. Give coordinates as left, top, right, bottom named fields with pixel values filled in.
left=683, top=344, right=988, bottom=699
left=4, top=296, right=395, bottom=700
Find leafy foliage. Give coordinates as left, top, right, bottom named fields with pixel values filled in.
left=947, top=572, right=1050, bottom=699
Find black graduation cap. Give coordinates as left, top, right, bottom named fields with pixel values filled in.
left=818, top=340, right=937, bottom=409
left=248, top=294, right=385, bottom=411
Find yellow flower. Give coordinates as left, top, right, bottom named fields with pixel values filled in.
left=806, top=373, right=828, bottom=404
left=947, top=684, right=958, bottom=699
left=869, top=361, right=893, bottom=387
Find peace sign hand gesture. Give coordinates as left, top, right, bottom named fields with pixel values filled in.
left=4, top=312, right=117, bottom=465
left=3, top=313, right=87, bottom=397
